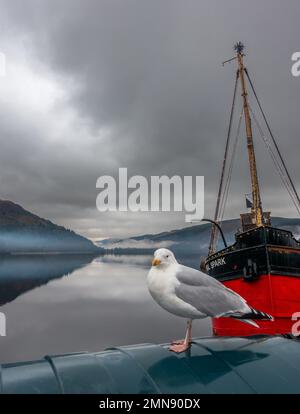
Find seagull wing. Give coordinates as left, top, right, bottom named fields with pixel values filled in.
left=174, top=264, right=249, bottom=317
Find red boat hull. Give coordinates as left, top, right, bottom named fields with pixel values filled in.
left=212, top=274, right=300, bottom=336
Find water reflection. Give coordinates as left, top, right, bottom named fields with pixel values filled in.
left=98, top=253, right=201, bottom=269
left=0, top=254, right=211, bottom=363
left=0, top=254, right=97, bottom=306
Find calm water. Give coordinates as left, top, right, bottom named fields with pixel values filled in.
left=0, top=254, right=211, bottom=363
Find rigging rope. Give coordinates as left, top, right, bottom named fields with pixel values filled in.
left=209, top=70, right=239, bottom=254
left=250, top=105, right=300, bottom=215
left=219, top=107, right=244, bottom=225
left=208, top=65, right=300, bottom=257
left=245, top=67, right=300, bottom=214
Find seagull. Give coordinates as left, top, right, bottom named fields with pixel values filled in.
left=147, top=248, right=273, bottom=353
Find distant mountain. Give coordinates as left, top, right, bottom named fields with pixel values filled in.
left=0, top=200, right=100, bottom=253
left=96, top=217, right=300, bottom=257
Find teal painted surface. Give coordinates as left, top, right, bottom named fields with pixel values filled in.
left=1, top=335, right=300, bottom=394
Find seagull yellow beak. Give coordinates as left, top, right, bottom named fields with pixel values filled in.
left=152, top=258, right=161, bottom=266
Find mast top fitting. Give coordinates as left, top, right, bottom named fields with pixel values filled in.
left=234, top=41, right=245, bottom=55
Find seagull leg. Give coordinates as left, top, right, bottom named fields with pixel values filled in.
left=169, top=320, right=193, bottom=353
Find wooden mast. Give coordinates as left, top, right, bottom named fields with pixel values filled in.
left=235, top=42, right=263, bottom=227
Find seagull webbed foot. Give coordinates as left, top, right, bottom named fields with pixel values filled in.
left=170, top=340, right=182, bottom=345
left=169, top=340, right=191, bottom=353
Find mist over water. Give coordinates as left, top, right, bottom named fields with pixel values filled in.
left=0, top=254, right=211, bottom=363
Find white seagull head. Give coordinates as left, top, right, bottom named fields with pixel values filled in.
left=152, top=248, right=177, bottom=268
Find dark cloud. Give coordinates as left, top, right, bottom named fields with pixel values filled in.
left=0, top=0, right=299, bottom=238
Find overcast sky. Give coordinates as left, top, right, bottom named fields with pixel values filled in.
left=0, top=0, right=299, bottom=239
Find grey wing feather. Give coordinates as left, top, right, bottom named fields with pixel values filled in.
left=175, top=265, right=249, bottom=317
left=175, top=265, right=225, bottom=288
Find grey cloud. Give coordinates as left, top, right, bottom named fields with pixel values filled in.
left=0, top=0, right=299, bottom=238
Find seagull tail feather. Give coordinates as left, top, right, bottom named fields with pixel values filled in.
left=237, top=307, right=274, bottom=321
left=225, top=307, right=273, bottom=328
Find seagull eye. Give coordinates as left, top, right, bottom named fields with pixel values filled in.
left=166, top=255, right=169, bottom=258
